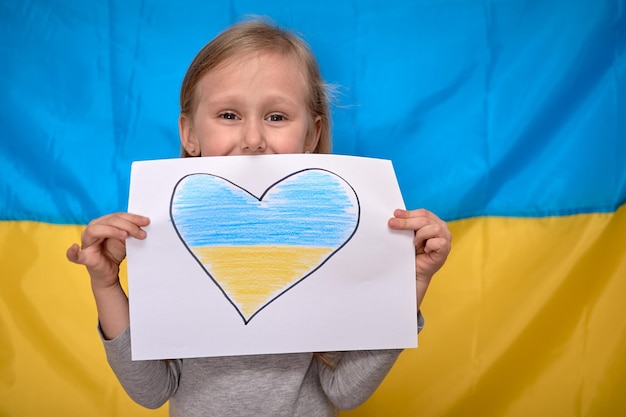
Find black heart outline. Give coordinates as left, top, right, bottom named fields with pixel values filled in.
left=169, top=168, right=361, bottom=324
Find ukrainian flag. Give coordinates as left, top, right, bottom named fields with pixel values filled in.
left=1, top=1, right=624, bottom=416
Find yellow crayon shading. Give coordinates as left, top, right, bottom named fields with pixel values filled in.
left=194, top=245, right=334, bottom=320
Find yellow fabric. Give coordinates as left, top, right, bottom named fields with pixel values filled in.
left=345, top=205, right=626, bottom=417
left=0, top=223, right=166, bottom=416
left=1, top=205, right=625, bottom=416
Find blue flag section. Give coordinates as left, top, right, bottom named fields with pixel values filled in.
left=1, top=1, right=624, bottom=223
left=1, top=1, right=625, bottom=416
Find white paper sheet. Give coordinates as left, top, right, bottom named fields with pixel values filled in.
left=127, top=154, right=417, bottom=360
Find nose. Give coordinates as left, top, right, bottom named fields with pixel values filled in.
left=240, top=118, right=266, bottom=153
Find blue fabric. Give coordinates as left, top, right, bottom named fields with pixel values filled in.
left=1, top=0, right=624, bottom=224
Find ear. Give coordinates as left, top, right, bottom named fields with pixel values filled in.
left=304, top=116, right=322, bottom=153
left=179, top=114, right=200, bottom=156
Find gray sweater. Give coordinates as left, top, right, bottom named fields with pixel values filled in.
left=103, top=315, right=423, bottom=417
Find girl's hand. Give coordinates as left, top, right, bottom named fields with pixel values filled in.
left=66, top=212, right=150, bottom=289
left=388, top=208, right=451, bottom=283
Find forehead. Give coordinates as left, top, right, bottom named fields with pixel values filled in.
left=195, top=51, right=310, bottom=102
left=215, top=50, right=307, bottom=81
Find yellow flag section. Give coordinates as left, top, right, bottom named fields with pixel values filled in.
left=346, top=204, right=626, bottom=417
left=1, top=205, right=625, bottom=416
left=0, top=222, right=164, bottom=416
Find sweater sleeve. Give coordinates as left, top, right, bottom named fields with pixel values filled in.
left=101, top=326, right=182, bottom=409
left=317, top=348, right=402, bottom=410
left=316, top=311, right=425, bottom=410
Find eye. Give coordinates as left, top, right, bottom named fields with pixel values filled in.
left=267, top=114, right=286, bottom=122
left=219, top=112, right=239, bottom=120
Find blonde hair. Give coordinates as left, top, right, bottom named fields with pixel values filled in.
left=179, top=19, right=332, bottom=156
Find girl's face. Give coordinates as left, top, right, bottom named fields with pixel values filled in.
left=179, top=51, right=321, bottom=156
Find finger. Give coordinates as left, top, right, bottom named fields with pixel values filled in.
left=113, top=212, right=150, bottom=227
left=66, top=242, right=101, bottom=266
left=80, top=224, right=125, bottom=251
left=393, top=208, right=425, bottom=218
left=388, top=213, right=426, bottom=230
left=66, top=243, right=80, bottom=263
left=414, top=222, right=452, bottom=247
left=423, top=236, right=451, bottom=256
left=91, top=212, right=150, bottom=232
left=389, top=214, right=436, bottom=231
left=413, top=224, right=451, bottom=259
left=389, top=209, right=446, bottom=230
left=393, top=208, right=443, bottom=221
left=82, top=213, right=149, bottom=247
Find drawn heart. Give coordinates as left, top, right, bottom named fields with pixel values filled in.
left=170, top=168, right=360, bottom=324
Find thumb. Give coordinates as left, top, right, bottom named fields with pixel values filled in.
left=66, top=243, right=81, bottom=264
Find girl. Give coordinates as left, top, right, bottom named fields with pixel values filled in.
left=67, top=19, right=451, bottom=417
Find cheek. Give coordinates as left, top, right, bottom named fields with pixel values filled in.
left=274, top=140, right=305, bottom=154
left=284, top=125, right=312, bottom=153
left=195, top=125, right=234, bottom=156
